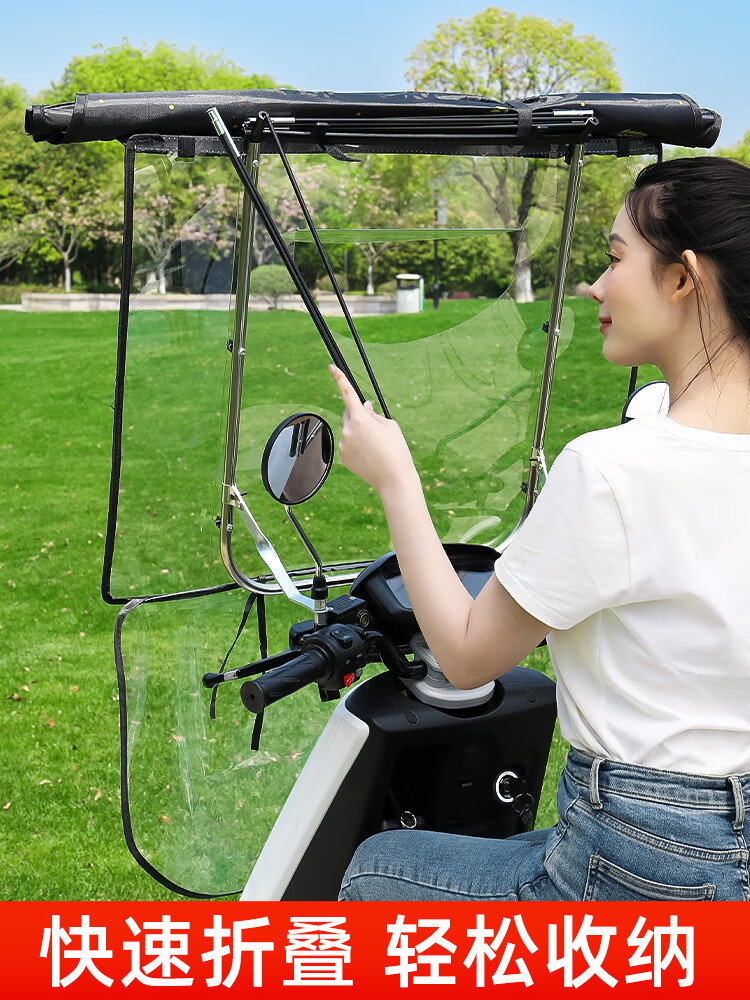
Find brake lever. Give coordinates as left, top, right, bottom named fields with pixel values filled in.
left=202, top=647, right=298, bottom=689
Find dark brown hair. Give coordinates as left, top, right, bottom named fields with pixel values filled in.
left=626, top=157, right=750, bottom=354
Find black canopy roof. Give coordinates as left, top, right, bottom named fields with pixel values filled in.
left=26, top=90, right=720, bottom=155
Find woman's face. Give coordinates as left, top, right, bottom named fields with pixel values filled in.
left=588, top=204, right=680, bottom=370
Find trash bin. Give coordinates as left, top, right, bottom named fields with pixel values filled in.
left=395, top=273, right=424, bottom=314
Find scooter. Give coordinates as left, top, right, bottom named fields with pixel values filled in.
left=26, top=88, right=713, bottom=900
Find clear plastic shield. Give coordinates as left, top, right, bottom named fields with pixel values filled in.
left=221, top=150, right=574, bottom=585
left=105, top=141, right=242, bottom=599
left=112, top=143, right=576, bottom=894
left=107, top=146, right=574, bottom=596
left=116, top=587, right=346, bottom=896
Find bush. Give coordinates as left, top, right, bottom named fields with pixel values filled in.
left=0, top=283, right=60, bottom=305
left=314, top=273, right=347, bottom=294
left=250, top=264, right=296, bottom=308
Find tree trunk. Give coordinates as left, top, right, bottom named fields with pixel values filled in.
left=366, top=258, right=375, bottom=296
left=157, top=259, right=167, bottom=295
left=513, top=234, right=534, bottom=304
left=64, top=260, right=72, bottom=293
left=514, top=258, right=533, bottom=303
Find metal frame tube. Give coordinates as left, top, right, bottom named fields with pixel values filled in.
left=220, top=143, right=259, bottom=589
left=222, top=141, right=259, bottom=495
left=521, top=143, right=585, bottom=520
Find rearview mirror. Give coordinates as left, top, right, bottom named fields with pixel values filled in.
left=261, top=413, right=334, bottom=505
left=621, top=380, right=670, bottom=423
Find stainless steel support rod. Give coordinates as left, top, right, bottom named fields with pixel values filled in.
left=521, top=143, right=585, bottom=520
left=222, top=142, right=259, bottom=496
left=220, top=143, right=260, bottom=589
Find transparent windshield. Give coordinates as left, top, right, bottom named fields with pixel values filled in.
left=117, top=587, right=344, bottom=896
left=106, top=145, right=573, bottom=598
left=106, top=145, right=241, bottom=599
left=112, top=142, right=578, bottom=895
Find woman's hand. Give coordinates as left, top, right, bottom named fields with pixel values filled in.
left=329, top=364, right=419, bottom=497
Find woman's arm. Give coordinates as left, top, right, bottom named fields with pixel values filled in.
left=331, top=365, right=550, bottom=688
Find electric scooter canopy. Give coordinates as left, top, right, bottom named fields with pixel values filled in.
left=25, top=89, right=720, bottom=601
left=27, top=89, right=720, bottom=152
left=26, top=90, right=721, bottom=897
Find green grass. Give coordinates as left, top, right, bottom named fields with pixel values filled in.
left=0, top=301, right=655, bottom=900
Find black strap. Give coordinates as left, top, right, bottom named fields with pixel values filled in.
left=251, top=596, right=267, bottom=751
left=515, top=102, right=533, bottom=142
left=209, top=593, right=257, bottom=720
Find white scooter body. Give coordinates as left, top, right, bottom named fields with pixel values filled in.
left=241, top=690, right=369, bottom=900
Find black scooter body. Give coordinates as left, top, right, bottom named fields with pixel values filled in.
left=281, top=664, right=556, bottom=900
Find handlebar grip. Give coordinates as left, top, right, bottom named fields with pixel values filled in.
left=240, top=647, right=331, bottom=714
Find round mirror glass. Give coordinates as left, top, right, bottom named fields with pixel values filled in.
left=261, top=413, right=334, bottom=505
left=622, top=380, right=670, bottom=423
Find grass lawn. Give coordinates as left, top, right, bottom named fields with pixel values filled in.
left=0, top=300, right=654, bottom=900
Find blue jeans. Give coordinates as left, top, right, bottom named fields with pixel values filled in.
left=338, top=748, right=750, bottom=901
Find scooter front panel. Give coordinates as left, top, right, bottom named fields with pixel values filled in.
left=250, top=666, right=556, bottom=901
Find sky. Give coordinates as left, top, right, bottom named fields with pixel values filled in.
left=3, top=0, right=749, bottom=147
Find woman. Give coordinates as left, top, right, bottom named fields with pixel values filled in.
left=333, top=157, right=750, bottom=902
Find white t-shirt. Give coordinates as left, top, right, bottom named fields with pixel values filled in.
left=495, top=413, right=750, bottom=776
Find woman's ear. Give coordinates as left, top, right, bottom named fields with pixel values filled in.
left=670, top=250, right=699, bottom=303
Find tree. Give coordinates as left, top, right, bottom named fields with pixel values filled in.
left=44, top=40, right=278, bottom=101
left=0, top=81, right=33, bottom=276
left=406, top=7, right=621, bottom=301
left=313, top=154, right=441, bottom=294
left=26, top=187, right=118, bottom=292
left=718, top=130, right=750, bottom=168
left=130, top=162, right=235, bottom=295
left=4, top=42, right=281, bottom=290
left=0, top=79, right=26, bottom=116
left=559, top=155, right=635, bottom=290
left=0, top=222, right=32, bottom=275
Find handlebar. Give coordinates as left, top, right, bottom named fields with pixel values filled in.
left=202, top=545, right=494, bottom=714
left=240, top=647, right=332, bottom=713
left=201, top=604, right=430, bottom=715
left=234, top=624, right=371, bottom=714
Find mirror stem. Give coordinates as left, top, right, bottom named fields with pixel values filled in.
left=285, top=505, right=329, bottom=625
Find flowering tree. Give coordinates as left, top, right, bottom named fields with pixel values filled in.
left=132, top=164, right=235, bottom=295
left=251, top=158, right=330, bottom=271
left=0, top=42, right=279, bottom=289
left=27, top=188, right=119, bottom=292
left=0, top=222, right=31, bottom=274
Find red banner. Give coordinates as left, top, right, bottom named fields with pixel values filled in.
left=2, top=902, right=747, bottom=997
